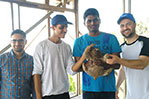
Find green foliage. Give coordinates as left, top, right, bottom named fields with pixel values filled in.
left=69, top=75, right=76, bottom=93
left=136, top=22, right=149, bottom=35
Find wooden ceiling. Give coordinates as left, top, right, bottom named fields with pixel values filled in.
left=0, top=0, right=79, bottom=54
left=0, top=0, right=76, bottom=12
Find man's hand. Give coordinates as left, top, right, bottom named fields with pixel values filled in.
left=115, top=91, right=119, bottom=99
left=105, top=54, right=120, bottom=65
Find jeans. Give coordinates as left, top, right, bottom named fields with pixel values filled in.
left=43, top=92, right=70, bottom=99
left=83, top=91, right=115, bottom=99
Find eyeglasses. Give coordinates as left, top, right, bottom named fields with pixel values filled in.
left=11, top=39, right=25, bottom=43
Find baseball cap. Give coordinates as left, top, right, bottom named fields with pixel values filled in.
left=51, top=14, right=72, bottom=25
left=117, top=13, right=136, bottom=24
left=83, top=8, right=100, bottom=20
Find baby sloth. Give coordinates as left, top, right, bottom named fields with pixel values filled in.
left=83, top=44, right=113, bottom=80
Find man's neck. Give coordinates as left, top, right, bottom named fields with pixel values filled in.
left=88, top=31, right=100, bottom=37
left=13, top=50, right=24, bottom=59
left=48, top=36, right=61, bottom=44
left=126, top=34, right=139, bottom=44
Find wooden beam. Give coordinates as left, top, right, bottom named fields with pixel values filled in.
left=45, top=0, right=51, bottom=37
left=74, top=0, right=79, bottom=38
left=63, top=0, right=66, bottom=8
left=0, top=11, right=54, bottom=54
left=0, top=0, right=75, bottom=12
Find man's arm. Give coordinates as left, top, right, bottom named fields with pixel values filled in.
left=30, top=76, right=36, bottom=99
left=72, top=45, right=94, bottom=72
left=116, top=66, right=125, bottom=89
left=106, top=54, right=149, bottom=69
left=72, top=56, right=85, bottom=72
left=33, top=74, right=42, bottom=99
left=116, top=66, right=126, bottom=99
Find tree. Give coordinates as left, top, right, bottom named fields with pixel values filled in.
left=136, top=22, right=149, bottom=36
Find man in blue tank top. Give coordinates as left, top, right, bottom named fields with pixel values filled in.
left=72, top=8, right=121, bottom=99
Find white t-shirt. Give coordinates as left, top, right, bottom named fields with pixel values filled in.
left=121, top=36, right=149, bottom=99
left=32, top=39, right=75, bottom=97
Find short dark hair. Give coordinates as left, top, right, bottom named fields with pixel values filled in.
left=11, top=29, right=26, bottom=38
left=83, top=8, right=100, bottom=20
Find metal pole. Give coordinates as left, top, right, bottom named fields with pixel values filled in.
left=18, top=5, right=21, bottom=29
left=128, top=0, right=131, bottom=13
left=10, top=2, right=14, bottom=30
left=123, top=0, right=125, bottom=13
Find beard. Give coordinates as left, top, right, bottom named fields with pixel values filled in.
left=14, top=48, right=24, bottom=52
left=91, top=29, right=99, bottom=33
left=88, top=24, right=99, bottom=33
left=89, top=27, right=99, bottom=34
left=121, top=29, right=135, bottom=38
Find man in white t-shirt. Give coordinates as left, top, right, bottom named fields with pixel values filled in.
left=105, top=13, right=149, bottom=99
left=32, top=14, right=86, bottom=99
